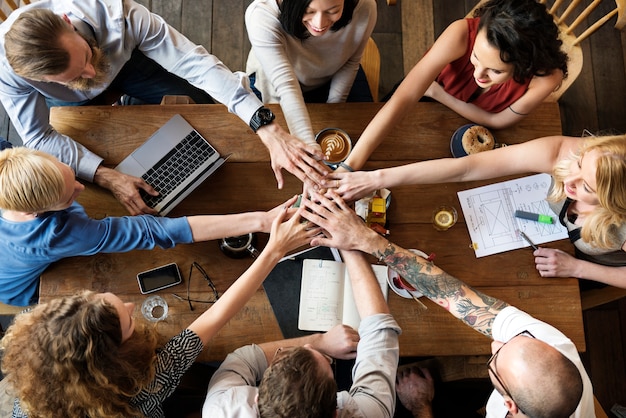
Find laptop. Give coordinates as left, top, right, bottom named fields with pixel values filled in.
left=115, top=114, right=228, bottom=216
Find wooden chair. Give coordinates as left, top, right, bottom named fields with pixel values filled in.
left=361, top=37, right=381, bottom=101
left=467, top=0, right=626, bottom=101
left=0, top=0, right=30, bottom=22
left=0, top=302, right=30, bottom=315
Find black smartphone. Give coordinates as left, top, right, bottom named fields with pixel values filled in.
left=137, top=263, right=182, bottom=294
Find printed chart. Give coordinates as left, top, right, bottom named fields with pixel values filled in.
left=457, top=173, right=568, bottom=257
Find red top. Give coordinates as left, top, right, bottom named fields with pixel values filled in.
left=435, top=18, right=531, bottom=112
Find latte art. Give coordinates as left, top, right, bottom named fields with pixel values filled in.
left=319, top=131, right=351, bottom=163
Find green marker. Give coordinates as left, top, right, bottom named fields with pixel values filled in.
left=514, top=210, right=553, bottom=224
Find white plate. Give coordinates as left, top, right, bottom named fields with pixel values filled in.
left=387, top=249, right=427, bottom=299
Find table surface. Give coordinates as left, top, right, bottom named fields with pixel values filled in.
left=44, top=102, right=585, bottom=361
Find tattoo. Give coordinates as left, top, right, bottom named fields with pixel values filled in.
left=375, top=243, right=508, bottom=336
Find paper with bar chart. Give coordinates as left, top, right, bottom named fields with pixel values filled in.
left=457, top=173, right=568, bottom=257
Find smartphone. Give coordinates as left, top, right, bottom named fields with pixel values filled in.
left=137, top=263, right=182, bottom=294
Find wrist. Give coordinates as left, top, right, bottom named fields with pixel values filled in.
left=93, top=165, right=114, bottom=188
left=410, top=402, right=433, bottom=418
left=363, top=231, right=389, bottom=257
left=255, top=122, right=281, bottom=145
left=308, top=333, right=324, bottom=350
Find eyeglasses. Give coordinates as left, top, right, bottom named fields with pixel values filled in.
left=172, top=262, right=219, bottom=311
left=487, top=330, right=535, bottom=411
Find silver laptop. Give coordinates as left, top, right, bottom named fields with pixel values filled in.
left=115, top=114, right=227, bottom=215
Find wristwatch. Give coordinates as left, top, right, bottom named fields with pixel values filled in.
left=249, top=107, right=275, bottom=133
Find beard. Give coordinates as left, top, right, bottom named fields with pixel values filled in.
left=65, top=42, right=111, bottom=92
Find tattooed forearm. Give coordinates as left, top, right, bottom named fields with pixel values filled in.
left=376, top=243, right=509, bottom=336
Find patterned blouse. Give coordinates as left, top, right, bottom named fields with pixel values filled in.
left=12, top=329, right=204, bottom=418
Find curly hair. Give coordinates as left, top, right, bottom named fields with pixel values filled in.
left=549, top=134, right=626, bottom=248
left=0, top=147, right=66, bottom=213
left=0, top=291, right=159, bottom=417
left=475, top=0, right=568, bottom=83
left=257, top=346, right=337, bottom=417
left=279, top=0, right=359, bottom=40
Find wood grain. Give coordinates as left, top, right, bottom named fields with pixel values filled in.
left=42, top=102, right=586, bottom=361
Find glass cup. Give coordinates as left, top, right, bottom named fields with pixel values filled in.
left=141, top=295, right=169, bottom=322
left=432, top=205, right=458, bottom=231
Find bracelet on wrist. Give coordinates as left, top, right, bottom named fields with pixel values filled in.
left=337, top=162, right=354, bottom=172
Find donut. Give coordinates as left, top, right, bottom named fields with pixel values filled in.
left=461, top=125, right=495, bottom=155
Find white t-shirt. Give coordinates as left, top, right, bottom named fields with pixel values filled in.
left=486, top=306, right=595, bottom=417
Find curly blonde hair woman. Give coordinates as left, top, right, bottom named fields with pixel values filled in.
left=325, top=133, right=626, bottom=288
left=1, top=195, right=319, bottom=417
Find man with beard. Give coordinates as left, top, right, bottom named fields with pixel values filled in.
left=0, top=0, right=327, bottom=215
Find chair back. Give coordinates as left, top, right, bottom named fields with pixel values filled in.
left=361, top=37, right=381, bottom=101
left=0, top=0, right=30, bottom=22
left=467, top=0, right=626, bottom=101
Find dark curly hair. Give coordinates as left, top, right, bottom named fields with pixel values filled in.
left=475, top=0, right=568, bottom=83
left=279, top=0, right=359, bottom=40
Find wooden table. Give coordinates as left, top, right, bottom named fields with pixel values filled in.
left=43, top=102, right=585, bottom=361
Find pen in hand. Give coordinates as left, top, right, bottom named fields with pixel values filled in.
left=517, top=230, right=539, bottom=250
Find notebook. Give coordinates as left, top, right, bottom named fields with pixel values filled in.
left=115, top=114, right=227, bottom=215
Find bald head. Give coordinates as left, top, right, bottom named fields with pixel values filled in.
left=496, top=336, right=583, bottom=418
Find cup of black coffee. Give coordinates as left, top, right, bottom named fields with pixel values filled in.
left=219, top=233, right=260, bottom=258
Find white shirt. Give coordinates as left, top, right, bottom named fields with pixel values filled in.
left=0, top=0, right=262, bottom=181
left=486, top=306, right=595, bottom=418
left=202, top=313, right=401, bottom=418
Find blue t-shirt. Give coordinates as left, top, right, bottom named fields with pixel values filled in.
left=0, top=202, right=192, bottom=305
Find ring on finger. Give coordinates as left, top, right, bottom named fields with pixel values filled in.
left=335, top=179, right=340, bottom=188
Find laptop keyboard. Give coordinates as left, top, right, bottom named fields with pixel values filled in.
left=140, top=130, right=216, bottom=207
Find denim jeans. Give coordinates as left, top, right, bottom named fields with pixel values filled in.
left=249, top=65, right=373, bottom=103
left=46, top=49, right=215, bottom=107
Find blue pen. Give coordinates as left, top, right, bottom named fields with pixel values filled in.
left=514, top=210, right=553, bottom=224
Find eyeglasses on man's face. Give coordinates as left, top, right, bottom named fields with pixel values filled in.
left=487, top=330, right=535, bottom=412
left=172, top=262, right=219, bottom=311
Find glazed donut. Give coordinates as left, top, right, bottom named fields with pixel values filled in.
left=462, top=125, right=495, bottom=155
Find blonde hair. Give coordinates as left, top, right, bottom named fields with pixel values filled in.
left=0, top=147, right=66, bottom=212
left=0, top=291, right=159, bottom=417
left=548, top=134, right=626, bottom=248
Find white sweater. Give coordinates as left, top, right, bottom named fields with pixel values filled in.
left=245, top=0, right=377, bottom=144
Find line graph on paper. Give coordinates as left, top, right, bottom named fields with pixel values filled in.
left=457, top=173, right=568, bottom=257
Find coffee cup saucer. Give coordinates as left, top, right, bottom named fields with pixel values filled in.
left=386, top=249, right=426, bottom=299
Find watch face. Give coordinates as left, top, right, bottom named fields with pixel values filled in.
left=259, top=108, right=274, bottom=122
left=251, top=107, right=275, bottom=132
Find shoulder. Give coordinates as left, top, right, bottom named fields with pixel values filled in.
left=162, top=329, right=204, bottom=358
left=246, top=0, right=279, bottom=21
left=245, top=0, right=282, bottom=36
left=356, top=0, right=377, bottom=13
left=435, top=18, right=471, bottom=49
left=427, top=19, right=470, bottom=61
